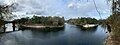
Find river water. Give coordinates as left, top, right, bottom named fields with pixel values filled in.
left=0, top=23, right=107, bottom=45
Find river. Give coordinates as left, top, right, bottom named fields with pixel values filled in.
left=0, top=23, right=107, bottom=45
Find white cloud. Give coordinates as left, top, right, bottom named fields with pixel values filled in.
left=68, top=2, right=76, bottom=9
left=67, top=0, right=111, bottom=19
left=1, top=0, right=111, bottom=19
left=3, top=0, right=17, bottom=5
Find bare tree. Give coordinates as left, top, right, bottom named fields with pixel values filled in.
left=0, top=4, right=14, bottom=20
left=111, top=0, right=120, bottom=14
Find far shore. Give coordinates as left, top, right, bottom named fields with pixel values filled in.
left=19, top=24, right=64, bottom=28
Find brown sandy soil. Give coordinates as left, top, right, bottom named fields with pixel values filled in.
left=105, top=26, right=120, bottom=45
left=21, top=24, right=64, bottom=28
left=105, top=32, right=120, bottom=45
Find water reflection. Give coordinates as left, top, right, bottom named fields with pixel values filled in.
left=0, top=23, right=107, bottom=45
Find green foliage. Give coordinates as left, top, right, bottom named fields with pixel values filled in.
left=67, top=17, right=98, bottom=25
left=15, top=16, right=65, bottom=26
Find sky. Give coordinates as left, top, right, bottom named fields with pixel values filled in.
left=0, top=0, right=111, bottom=20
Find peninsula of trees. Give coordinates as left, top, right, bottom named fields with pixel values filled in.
left=15, top=16, right=65, bottom=26
left=67, top=17, right=98, bottom=25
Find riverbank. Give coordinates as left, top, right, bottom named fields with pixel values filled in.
left=104, top=32, right=111, bottom=45
left=76, top=24, right=98, bottom=30
left=105, top=29, right=120, bottom=45
left=18, top=24, right=65, bottom=31
left=105, top=14, right=120, bottom=45
left=21, top=25, right=64, bottom=28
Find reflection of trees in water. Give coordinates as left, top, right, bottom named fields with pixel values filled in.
left=21, top=26, right=65, bottom=32
left=101, top=24, right=111, bottom=32
left=101, top=24, right=107, bottom=29
left=25, top=28, right=65, bottom=39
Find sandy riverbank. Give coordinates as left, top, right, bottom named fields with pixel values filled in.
left=21, top=25, right=64, bottom=28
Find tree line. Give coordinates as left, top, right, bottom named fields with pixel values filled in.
left=14, top=16, right=65, bottom=26
left=67, top=17, right=98, bottom=25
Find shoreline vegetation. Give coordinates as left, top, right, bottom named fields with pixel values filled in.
left=105, top=0, right=120, bottom=45
left=105, top=14, right=120, bottom=45
left=67, top=17, right=98, bottom=30
left=67, top=17, right=98, bottom=25
left=14, top=16, right=65, bottom=31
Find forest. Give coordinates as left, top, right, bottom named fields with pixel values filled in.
left=67, top=17, right=98, bottom=25
left=14, top=16, right=65, bottom=26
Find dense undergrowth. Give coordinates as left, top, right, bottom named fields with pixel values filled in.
left=106, top=14, right=120, bottom=45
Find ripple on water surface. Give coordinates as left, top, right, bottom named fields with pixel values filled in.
left=0, top=24, right=107, bottom=45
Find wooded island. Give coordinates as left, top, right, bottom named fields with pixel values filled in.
left=13, top=16, right=65, bottom=31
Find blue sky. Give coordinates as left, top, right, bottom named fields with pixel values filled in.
left=0, top=0, right=111, bottom=20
